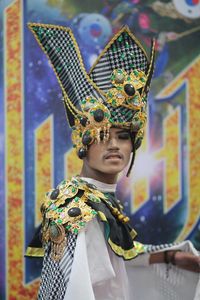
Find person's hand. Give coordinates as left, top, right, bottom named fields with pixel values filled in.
left=166, top=250, right=200, bottom=273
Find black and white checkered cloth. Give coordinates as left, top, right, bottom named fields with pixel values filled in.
left=90, top=30, right=148, bottom=92
left=145, top=242, right=178, bottom=253
left=38, top=233, right=77, bottom=300
left=89, top=30, right=148, bottom=123
left=29, top=24, right=102, bottom=111
left=29, top=24, right=154, bottom=125
left=106, top=103, right=134, bottom=123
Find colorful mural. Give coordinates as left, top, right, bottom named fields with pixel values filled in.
left=1, top=0, right=200, bottom=298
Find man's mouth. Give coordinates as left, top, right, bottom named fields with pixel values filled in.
left=104, top=153, right=122, bottom=160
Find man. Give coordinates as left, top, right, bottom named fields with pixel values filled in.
left=26, top=23, right=200, bottom=299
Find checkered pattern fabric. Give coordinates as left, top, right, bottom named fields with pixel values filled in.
left=145, top=242, right=177, bottom=253
left=106, top=103, right=133, bottom=123
left=89, top=29, right=150, bottom=123
left=90, top=30, right=148, bottom=92
left=38, top=233, right=77, bottom=300
left=29, top=24, right=102, bottom=112
left=29, top=24, right=155, bottom=131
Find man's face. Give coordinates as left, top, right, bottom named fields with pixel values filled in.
left=84, top=127, right=133, bottom=177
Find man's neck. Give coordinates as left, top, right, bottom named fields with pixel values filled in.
left=80, top=165, right=118, bottom=184
left=79, top=176, right=117, bottom=193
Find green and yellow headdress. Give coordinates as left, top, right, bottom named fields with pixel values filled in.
left=28, top=23, right=155, bottom=159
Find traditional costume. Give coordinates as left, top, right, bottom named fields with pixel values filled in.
left=26, top=23, right=199, bottom=299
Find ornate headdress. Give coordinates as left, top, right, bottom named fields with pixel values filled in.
left=28, top=23, right=155, bottom=160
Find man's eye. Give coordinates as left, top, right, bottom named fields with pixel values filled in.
left=118, top=132, right=130, bottom=139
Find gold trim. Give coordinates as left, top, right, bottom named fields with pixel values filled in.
left=97, top=210, right=138, bottom=259
left=25, top=246, right=44, bottom=257
left=130, top=228, right=137, bottom=239
left=141, top=39, right=156, bottom=98
left=28, top=23, right=151, bottom=140
left=108, top=238, right=138, bottom=260
left=134, top=241, right=146, bottom=253
left=28, top=22, right=105, bottom=115
left=98, top=211, right=107, bottom=222
left=89, top=25, right=148, bottom=76
left=146, top=39, right=155, bottom=82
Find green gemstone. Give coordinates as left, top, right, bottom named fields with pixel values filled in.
left=134, top=70, right=139, bottom=76
left=130, top=64, right=135, bottom=68
left=74, top=197, right=80, bottom=202
left=57, top=219, right=62, bottom=224
left=91, top=210, right=97, bottom=215
left=112, top=46, right=117, bottom=52
left=140, top=78, right=145, bottom=82
left=73, top=228, right=79, bottom=234
left=61, top=180, right=66, bottom=185
left=38, top=28, right=44, bottom=34
left=127, top=76, right=131, bottom=81
left=108, top=92, right=113, bottom=98
left=56, top=66, right=62, bottom=72
left=111, top=111, right=116, bottom=116
left=104, top=112, right=109, bottom=118
left=66, top=225, right=71, bottom=230
left=79, top=132, right=82, bottom=137
left=81, top=99, right=86, bottom=104
left=57, top=208, right=63, bottom=212
left=111, top=74, right=115, bottom=81
left=118, top=35, right=123, bottom=42
left=72, top=187, right=76, bottom=193
left=109, top=118, right=114, bottom=123
left=125, top=42, right=130, bottom=48
left=56, top=47, right=61, bottom=52
left=46, top=30, right=52, bottom=37
left=112, top=100, right=116, bottom=105
left=79, top=221, right=86, bottom=227
left=90, top=98, right=95, bottom=103
left=120, top=53, right=125, bottom=60
left=116, top=86, right=122, bottom=91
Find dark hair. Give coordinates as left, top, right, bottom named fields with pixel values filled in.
left=126, top=131, right=136, bottom=177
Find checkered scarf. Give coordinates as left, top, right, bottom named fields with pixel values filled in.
left=38, top=233, right=77, bottom=300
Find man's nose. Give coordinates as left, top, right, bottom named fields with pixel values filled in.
left=107, top=137, right=119, bottom=150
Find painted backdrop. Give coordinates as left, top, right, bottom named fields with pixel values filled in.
left=1, top=0, right=200, bottom=299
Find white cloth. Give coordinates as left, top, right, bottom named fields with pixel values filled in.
left=127, top=240, right=200, bottom=300
left=64, top=218, right=130, bottom=300
left=64, top=218, right=200, bottom=300
left=64, top=178, right=200, bottom=300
